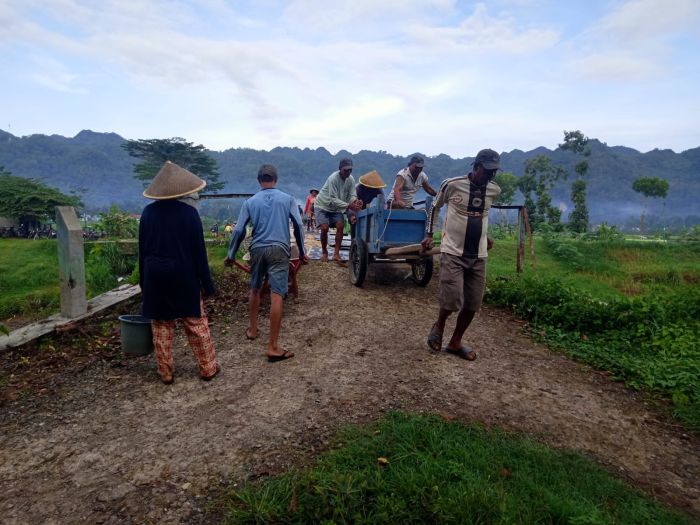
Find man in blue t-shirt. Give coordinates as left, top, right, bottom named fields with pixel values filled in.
left=225, top=164, right=307, bottom=362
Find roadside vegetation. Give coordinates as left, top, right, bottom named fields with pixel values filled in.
left=486, top=227, right=700, bottom=431
left=221, top=412, right=691, bottom=524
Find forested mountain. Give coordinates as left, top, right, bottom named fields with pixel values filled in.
left=1, top=129, right=698, bottom=228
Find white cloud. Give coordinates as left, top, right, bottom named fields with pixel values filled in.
left=408, top=3, right=560, bottom=55
left=282, top=0, right=457, bottom=33
left=570, top=51, right=660, bottom=80
left=569, top=0, right=700, bottom=81
left=29, top=55, right=86, bottom=94
left=597, top=0, right=700, bottom=42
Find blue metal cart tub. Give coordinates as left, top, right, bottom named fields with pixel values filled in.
left=349, top=194, right=434, bottom=287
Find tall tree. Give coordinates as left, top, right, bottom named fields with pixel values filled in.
left=559, top=130, right=590, bottom=233
left=518, top=155, right=566, bottom=230
left=122, top=137, right=224, bottom=192
left=632, top=176, right=669, bottom=235
left=0, top=172, right=80, bottom=221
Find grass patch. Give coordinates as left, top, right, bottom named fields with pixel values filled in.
left=485, top=236, right=700, bottom=431
left=222, top=412, right=691, bottom=524
left=0, top=238, right=236, bottom=323
left=0, top=239, right=60, bottom=319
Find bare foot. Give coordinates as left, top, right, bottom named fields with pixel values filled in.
left=245, top=328, right=257, bottom=340
left=333, top=257, right=347, bottom=266
left=321, top=253, right=329, bottom=262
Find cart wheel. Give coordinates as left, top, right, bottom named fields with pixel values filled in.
left=411, top=256, right=433, bottom=287
left=350, top=238, right=369, bottom=287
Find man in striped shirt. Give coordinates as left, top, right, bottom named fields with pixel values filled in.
left=421, top=149, right=502, bottom=361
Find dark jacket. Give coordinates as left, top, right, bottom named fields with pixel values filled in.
left=138, top=200, right=215, bottom=320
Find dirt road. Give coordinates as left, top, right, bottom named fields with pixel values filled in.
left=1, top=252, right=699, bottom=524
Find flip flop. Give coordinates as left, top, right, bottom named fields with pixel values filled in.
left=426, top=323, right=442, bottom=352
left=445, top=346, right=477, bottom=361
left=267, top=350, right=295, bottom=362
left=245, top=328, right=257, bottom=340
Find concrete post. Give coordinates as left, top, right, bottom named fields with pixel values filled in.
left=56, top=206, right=87, bottom=318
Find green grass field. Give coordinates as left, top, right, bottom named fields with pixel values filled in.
left=488, top=236, right=700, bottom=298
left=222, top=412, right=692, bottom=524
left=0, top=239, right=61, bottom=321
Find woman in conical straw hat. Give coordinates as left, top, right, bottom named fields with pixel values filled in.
left=348, top=170, right=387, bottom=239
left=139, top=161, right=220, bottom=384
left=356, top=170, right=386, bottom=209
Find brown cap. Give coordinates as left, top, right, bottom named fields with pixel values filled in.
left=358, top=170, right=386, bottom=189
left=143, top=161, right=206, bottom=200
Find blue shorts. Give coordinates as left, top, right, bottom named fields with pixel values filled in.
left=250, top=245, right=289, bottom=297
left=315, top=208, right=346, bottom=226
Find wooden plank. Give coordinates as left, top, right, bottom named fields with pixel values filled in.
left=384, top=243, right=424, bottom=255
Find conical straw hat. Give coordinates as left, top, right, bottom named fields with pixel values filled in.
left=143, top=161, right=207, bottom=200
left=358, top=170, right=386, bottom=189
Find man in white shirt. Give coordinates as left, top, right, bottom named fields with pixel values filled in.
left=421, top=149, right=502, bottom=361
left=387, top=155, right=437, bottom=208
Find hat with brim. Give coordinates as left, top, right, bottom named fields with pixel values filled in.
left=310, top=188, right=319, bottom=194
left=358, top=170, right=386, bottom=189
left=143, top=161, right=207, bottom=200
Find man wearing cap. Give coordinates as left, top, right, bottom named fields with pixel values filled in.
left=314, top=157, right=363, bottom=263
left=139, top=161, right=220, bottom=384
left=303, top=188, right=319, bottom=232
left=422, top=149, right=502, bottom=361
left=224, top=164, right=307, bottom=362
left=387, top=155, right=437, bottom=209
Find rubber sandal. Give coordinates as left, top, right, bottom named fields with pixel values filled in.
left=426, top=323, right=442, bottom=352
left=445, top=346, right=477, bottom=361
left=245, top=328, right=257, bottom=340
left=267, top=350, right=295, bottom=362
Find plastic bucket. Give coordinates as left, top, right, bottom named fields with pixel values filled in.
left=118, top=315, right=154, bottom=356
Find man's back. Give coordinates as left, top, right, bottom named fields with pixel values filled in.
left=242, top=188, right=296, bottom=253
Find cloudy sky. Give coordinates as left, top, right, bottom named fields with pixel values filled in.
left=1, top=0, right=699, bottom=157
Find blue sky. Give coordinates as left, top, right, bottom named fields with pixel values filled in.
left=1, top=0, right=699, bottom=157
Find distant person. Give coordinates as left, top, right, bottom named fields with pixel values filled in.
left=304, top=188, right=319, bottom=232
left=210, top=222, right=219, bottom=238
left=422, top=149, right=502, bottom=361
left=224, top=164, right=307, bottom=362
left=387, top=155, right=437, bottom=208
left=348, top=170, right=387, bottom=238
left=314, top=158, right=363, bottom=264
left=139, top=161, right=220, bottom=384
left=224, top=222, right=233, bottom=236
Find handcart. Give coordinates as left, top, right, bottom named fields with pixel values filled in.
left=350, top=194, right=435, bottom=287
